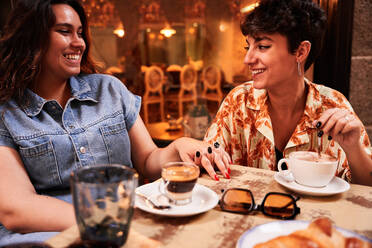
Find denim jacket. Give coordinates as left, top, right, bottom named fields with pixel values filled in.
left=0, top=74, right=141, bottom=191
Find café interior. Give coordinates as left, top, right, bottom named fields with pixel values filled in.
left=1, top=0, right=369, bottom=144
left=0, top=0, right=371, bottom=247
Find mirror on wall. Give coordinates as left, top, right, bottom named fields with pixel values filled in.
left=139, top=21, right=205, bottom=67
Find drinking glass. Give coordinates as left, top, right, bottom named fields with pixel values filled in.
left=159, top=161, right=199, bottom=205
left=70, top=164, right=138, bottom=247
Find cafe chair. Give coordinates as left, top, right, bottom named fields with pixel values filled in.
left=166, top=64, right=182, bottom=72
left=142, top=65, right=165, bottom=124
left=165, top=64, right=182, bottom=93
left=165, top=64, right=198, bottom=118
left=201, top=64, right=223, bottom=104
left=141, top=65, right=149, bottom=73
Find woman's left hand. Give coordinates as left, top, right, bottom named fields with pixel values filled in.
left=313, top=108, right=363, bottom=150
left=173, top=137, right=231, bottom=181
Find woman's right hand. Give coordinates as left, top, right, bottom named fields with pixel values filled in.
left=173, top=137, right=231, bottom=181
left=313, top=108, right=363, bottom=151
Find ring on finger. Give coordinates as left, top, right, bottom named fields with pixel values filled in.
left=345, top=115, right=352, bottom=121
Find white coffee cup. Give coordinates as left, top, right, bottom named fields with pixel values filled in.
left=278, top=151, right=338, bottom=188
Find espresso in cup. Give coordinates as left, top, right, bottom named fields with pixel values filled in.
left=278, top=151, right=338, bottom=187
left=160, top=162, right=199, bottom=205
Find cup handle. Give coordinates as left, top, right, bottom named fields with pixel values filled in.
left=277, top=158, right=295, bottom=182
left=277, top=158, right=290, bottom=172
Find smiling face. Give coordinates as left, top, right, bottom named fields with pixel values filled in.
left=40, top=4, right=86, bottom=82
left=244, top=33, right=298, bottom=91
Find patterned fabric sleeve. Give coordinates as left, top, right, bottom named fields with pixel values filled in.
left=318, top=86, right=372, bottom=181
left=204, top=93, right=234, bottom=151
left=204, top=86, right=249, bottom=165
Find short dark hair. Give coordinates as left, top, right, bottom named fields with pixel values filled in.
left=0, top=0, right=98, bottom=104
left=241, top=0, right=327, bottom=71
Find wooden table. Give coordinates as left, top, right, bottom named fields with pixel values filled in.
left=46, top=166, right=372, bottom=248
left=146, top=122, right=184, bottom=147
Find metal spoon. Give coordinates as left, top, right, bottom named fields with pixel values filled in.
left=136, top=192, right=171, bottom=210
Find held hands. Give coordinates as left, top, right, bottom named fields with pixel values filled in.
left=313, top=108, right=363, bottom=150
left=173, top=137, right=231, bottom=181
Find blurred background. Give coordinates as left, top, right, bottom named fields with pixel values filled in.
left=0, top=0, right=371, bottom=140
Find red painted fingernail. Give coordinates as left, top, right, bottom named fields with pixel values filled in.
left=225, top=172, right=230, bottom=179
left=214, top=175, right=219, bottom=181
left=227, top=167, right=231, bottom=174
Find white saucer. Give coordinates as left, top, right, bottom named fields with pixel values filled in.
left=236, top=220, right=372, bottom=248
left=135, top=181, right=219, bottom=217
left=274, top=172, right=350, bottom=196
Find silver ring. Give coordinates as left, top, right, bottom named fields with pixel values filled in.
left=345, top=115, right=352, bottom=121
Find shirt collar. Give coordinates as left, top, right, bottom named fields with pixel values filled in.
left=248, top=78, right=321, bottom=146
left=21, top=75, right=98, bottom=117
left=246, top=79, right=322, bottom=117
left=244, top=82, right=267, bottom=111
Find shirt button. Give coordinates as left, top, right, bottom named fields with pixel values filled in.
left=80, top=147, right=86, bottom=154
left=69, top=125, right=74, bottom=129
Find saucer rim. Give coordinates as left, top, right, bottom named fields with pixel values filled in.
left=274, top=172, right=350, bottom=196
left=135, top=181, right=219, bottom=217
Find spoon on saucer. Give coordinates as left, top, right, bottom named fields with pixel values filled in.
left=136, top=192, right=171, bottom=210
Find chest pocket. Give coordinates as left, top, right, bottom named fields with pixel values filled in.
left=99, top=121, right=132, bottom=166
left=19, top=139, right=62, bottom=189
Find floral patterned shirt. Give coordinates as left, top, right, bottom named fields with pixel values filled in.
left=204, top=79, right=372, bottom=182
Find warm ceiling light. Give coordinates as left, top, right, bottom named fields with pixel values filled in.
left=219, top=23, right=227, bottom=32
left=113, top=22, right=125, bottom=38
left=113, top=29, right=125, bottom=38
left=241, top=2, right=259, bottom=13
left=160, top=25, right=176, bottom=38
left=149, top=32, right=156, bottom=40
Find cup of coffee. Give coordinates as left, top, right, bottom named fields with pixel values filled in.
left=70, top=164, right=138, bottom=247
left=159, top=161, right=200, bottom=205
left=278, top=151, right=338, bottom=188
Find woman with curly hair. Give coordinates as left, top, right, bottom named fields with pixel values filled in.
left=0, top=0, right=230, bottom=244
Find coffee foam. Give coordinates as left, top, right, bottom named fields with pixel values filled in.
left=162, top=165, right=199, bottom=181
left=293, top=152, right=337, bottom=163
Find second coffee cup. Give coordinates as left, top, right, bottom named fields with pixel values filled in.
left=278, top=151, right=338, bottom=188
left=159, top=161, right=200, bottom=205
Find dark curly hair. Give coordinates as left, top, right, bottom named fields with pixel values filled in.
left=0, top=0, right=98, bottom=104
left=241, top=0, right=327, bottom=71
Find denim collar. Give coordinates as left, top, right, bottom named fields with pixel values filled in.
left=21, top=75, right=98, bottom=117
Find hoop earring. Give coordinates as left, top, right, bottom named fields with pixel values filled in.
left=297, top=61, right=302, bottom=76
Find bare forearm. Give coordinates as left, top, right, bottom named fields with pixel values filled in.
left=344, top=143, right=372, bottom=186
left=2, top=194, right=75, bottom=233
left=143, top=141, right=180, bottom=180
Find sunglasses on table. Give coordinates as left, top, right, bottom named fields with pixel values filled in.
left=219, top=188, right=301, bottom=220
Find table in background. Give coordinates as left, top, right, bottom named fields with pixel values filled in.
left=46, top=166, right=372, bottom=248
left=146, top=122, right=184, bottom=147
